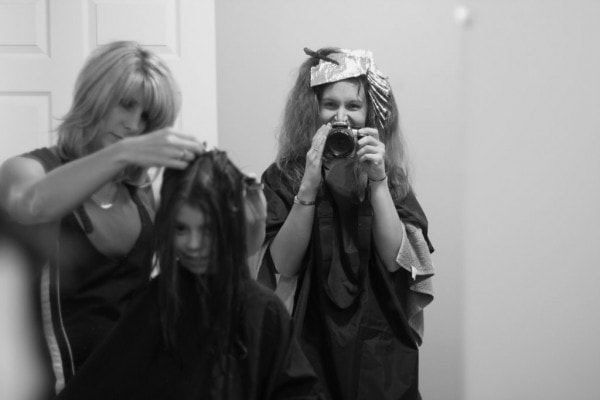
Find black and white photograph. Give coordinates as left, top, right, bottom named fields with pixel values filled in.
left=1, top=1, right=598, bottom=399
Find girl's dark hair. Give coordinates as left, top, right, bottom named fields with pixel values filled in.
left=154, top=150, right=249, bottom=379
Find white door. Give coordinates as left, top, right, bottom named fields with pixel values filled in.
left=0, top=0, right=217, bottom=166
left=0, top=1, right=216, bottom=398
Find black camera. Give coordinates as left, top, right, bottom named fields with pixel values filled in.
left=324, top=121, right=365, bottom=158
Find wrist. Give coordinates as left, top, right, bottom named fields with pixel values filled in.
left=297, top=184, right=317, bottom=203
left=368, top=173, right=387, bottom=183
left=99, top=140, right=130, bottom=173
left=294, top=195, right=316, bottom=206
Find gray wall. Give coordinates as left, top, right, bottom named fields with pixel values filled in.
left=216, top=1, right=463, bottom=399
left=216, top=1, right=600, bottom=399
left=461, top=1, right=600, bottom=399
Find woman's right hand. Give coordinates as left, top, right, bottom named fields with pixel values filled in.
left=114, top=129, right=206, bottom=170
left=298, top=123, right=330, bottom=199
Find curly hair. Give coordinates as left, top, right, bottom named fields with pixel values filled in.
left=276, top=47, right=411, bottom=201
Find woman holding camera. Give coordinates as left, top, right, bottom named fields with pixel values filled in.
left=0, top=40, right=204, bottom=397
left=257, top=47, right=435, bottom=400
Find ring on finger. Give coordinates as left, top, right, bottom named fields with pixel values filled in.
left=177, top=149, right=186, bottom=161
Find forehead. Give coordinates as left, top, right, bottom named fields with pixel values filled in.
left=175, top=203, right=208, bottom=226
left=119, top=81, right=146, bottom=103
left=321, top=79, right=365, bottom=101
left=117, top=72, right=156, bottom=109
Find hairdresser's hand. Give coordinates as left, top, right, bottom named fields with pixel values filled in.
left=356, top=127, right=386, bottom=181
left=299, top=123, right=331, bottom=200
left=113, top=129, right=206, bottom=170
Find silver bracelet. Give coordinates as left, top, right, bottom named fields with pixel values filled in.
left=294, top=195, right=316, bottom=206
left=368, top=174, right=388, bottom=182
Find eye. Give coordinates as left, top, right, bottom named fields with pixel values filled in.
left=174, top=223, right=187, bottom=235
left=119, top=98, right=138, bottom=111
left=321, top=100, right=337, bottom=109
left=347, top=102, right=363, bottom=111
left=141, top=111, right=149, bottom=122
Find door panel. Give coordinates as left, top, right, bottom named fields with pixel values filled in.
left=0, top=0, right=217, bottom=165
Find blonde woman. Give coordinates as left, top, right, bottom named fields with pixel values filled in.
left=0, top=40, right=204, bottom=397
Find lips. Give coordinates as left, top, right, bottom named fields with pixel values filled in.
left=178, top=253, right=210, bottom=273
left=106, top=131, right=125, bottom=141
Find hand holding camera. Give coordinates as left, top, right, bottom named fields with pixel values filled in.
left=351, top=126, right=387, bottom=181
left=322, top=122, right=386, bottom=176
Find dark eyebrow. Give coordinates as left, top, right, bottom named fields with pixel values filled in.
left=320, top=96, right=338, bottom=102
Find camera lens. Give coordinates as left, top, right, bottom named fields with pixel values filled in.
left=325, top=129, right=354, bottom=157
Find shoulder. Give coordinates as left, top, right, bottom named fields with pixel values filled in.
left=240, top=280, right=293, bottom=358
left=0, top=146, right=60, bottom=180
left=0, top=148, right=57, bottom=204
left=242, top=280, right=291, bottom=322
left=20, top=147, right=62, bottom=171
left=261, top=162, right=282, bottom=182
left=261, top=163, right=295, bottom=203
left=244, top=280, right=287, bottom=308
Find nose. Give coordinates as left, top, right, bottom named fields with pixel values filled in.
left=123, top=110, right=144, bottom=133
left=186, top=231, right=202, bottom=252
left=335, top=109, right=348, bottom=123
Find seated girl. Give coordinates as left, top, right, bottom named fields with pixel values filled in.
left=55, top=150, right=323, bottom=400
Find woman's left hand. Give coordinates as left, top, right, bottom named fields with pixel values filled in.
left=356, top=127, right=386, bottom=181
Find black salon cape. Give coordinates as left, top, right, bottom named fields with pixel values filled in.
left=258, top=163, right=434, bottom=400
left=54, top=276, right=323, bottom=400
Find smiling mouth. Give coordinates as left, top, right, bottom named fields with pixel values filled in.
left=179, top=255, right=210, bottom=274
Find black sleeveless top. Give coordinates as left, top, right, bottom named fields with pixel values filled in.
left=7, top=148, right=155, bottom=397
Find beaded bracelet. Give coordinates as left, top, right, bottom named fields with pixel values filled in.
left=294, top=195, right=316, bottom=206
left=368, top=174, right=388, bottom=182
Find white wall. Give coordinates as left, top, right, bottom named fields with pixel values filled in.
left=216, top=1, right=600, bottom=399
left=461, top=1, right=600, bottom=399
left=216, top=1, right=464, bottom=399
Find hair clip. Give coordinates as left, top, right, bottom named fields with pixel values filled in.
left=303, top=47, right=339, bottom=65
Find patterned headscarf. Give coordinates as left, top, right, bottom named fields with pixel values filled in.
left=305, top=48, right=392, bottom=130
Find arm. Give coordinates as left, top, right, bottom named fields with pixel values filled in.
left=356, top=128, right=404, bottom=271
left=268, top=124, right=330, bottom=278
left=0, top=130, right=204, bottom=225
left=268, top=194, right=316, bottom=278
left=370, top=177, right=405, bottom=270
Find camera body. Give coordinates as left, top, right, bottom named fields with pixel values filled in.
left=324, top=121, right=365, bottom=158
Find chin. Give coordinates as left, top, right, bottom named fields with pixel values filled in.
left=180, top=261, right=209, bottom=276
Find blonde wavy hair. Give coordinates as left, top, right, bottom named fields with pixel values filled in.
left=56, top=40, right=180, bottom=183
